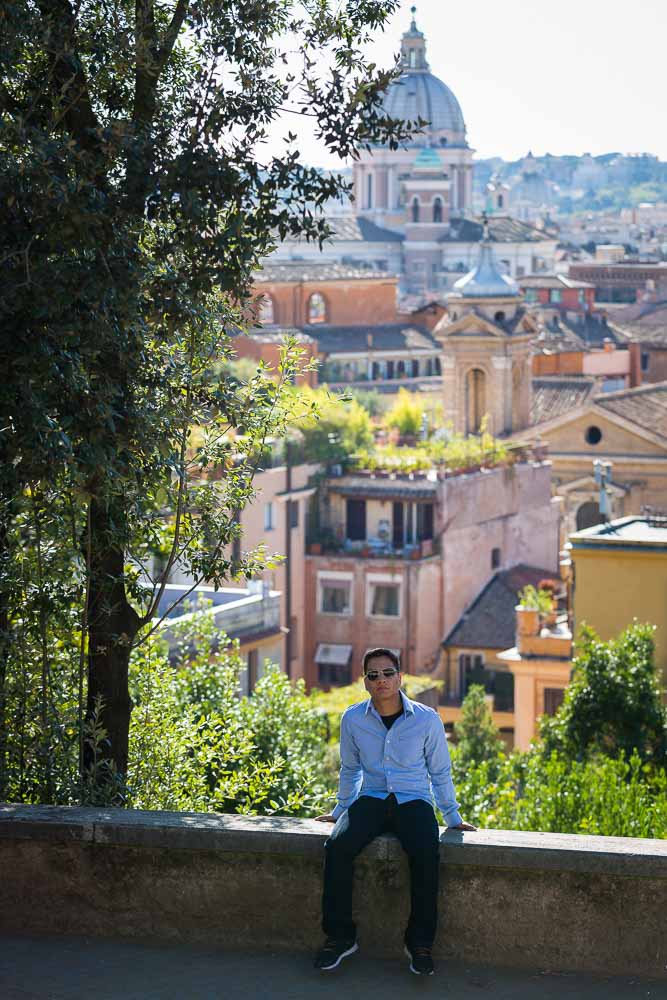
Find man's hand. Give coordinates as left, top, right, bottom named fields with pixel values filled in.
left=315, top=814, right=336, bottom=823
left=449, top=821, right=477, bottom=831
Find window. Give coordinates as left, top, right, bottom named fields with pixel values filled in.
left=264, top=502, right=275, bottom=531
left=585, top=425, right=602, bottom=445
left=459, top=653, right=486, bottom=697
left=576, top=501, right=602, bottom=531
left=497, top=194, right=504, bottom=209
left=544, top=688, right=565, bottom=716
left=465, top=368, right=486, bottom=435
left=416, top=503, right=434, bottom=541
left=494, top=310, right=506, bottom=323
left=411, top=359, right=419, bottom=377
left=434, top=357, right=441, bottom=376
left=549, top=288, right=562, bottom=304
left=289, top=500, right=299, bottom=529
left=433, top=197, right=443, bottom=223
left=578, top=290, right=587, bottom=305
left=346, top=499, right=366, bottom=541
left=366, top=172, right=373, bottom=209
left=319, top=661, right=352, bottom=687
left=369, top=582, right=401, bottom=617
left=411, top=197, right=420, bottom=223
left=516, top=265, right=525, bottom=277
left=307, top=292, right=327, bottom=324
left=491, top=547, right=501, bottom=569
left=258, top=294, right=274, bottom=324
left=318, top=574, right=353, bottom=615
left=524, top=288, right=538, bottom=303
left=641, top=352, right=650, bottom=373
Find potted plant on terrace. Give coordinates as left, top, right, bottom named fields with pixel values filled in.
left=516, top=585, right=554, bottom=636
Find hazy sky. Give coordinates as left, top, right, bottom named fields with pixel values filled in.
left=267, top=0, right=666, bottom=167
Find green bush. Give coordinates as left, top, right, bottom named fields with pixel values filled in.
left=384, top=389, right=424, bottom=437
left=128, top=617, right=331, bottom=816
left=540, top=623, right=667, bottom=765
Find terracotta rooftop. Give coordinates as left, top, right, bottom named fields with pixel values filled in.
left=443, top=564, right=556, bottom=650
left=531, top=377, right=597, bottom=425
left=607, top=299, right=667, bottom=347
left=439, top=215, right=554, bottom=245
left=254, top=261, right=396, bottom=283
left=594, top=381, right=667, bottom=440
left=308, top=323, right=437, bottom=354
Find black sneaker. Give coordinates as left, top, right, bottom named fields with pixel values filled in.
left=314, top=937, right=358, bottom=971
left=405, top=944, right=435, bottom=976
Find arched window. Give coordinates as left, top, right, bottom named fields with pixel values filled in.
left=307, top=292, right=327, bottom=324
left=433, top=197, right=443, bottom=223
left=497, top=194, right=504, bottom=209
left=465, top=368, right=486, bottom=435
left=411, top=197, right=420, bottom=223
left=576, top=501, right=602, bottom=531
left=494, top=310, right=506, bottom=324
left=258, top=294, right=274, bottom=325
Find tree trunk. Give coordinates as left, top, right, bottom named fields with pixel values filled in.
left=84, top=496, right=140, bottom=781
left=0, top=501, right=11, bottom=801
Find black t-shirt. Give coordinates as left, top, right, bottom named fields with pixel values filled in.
left=380, top=709, right=404, bottom=730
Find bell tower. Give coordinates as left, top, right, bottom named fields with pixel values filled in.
left=434, top=222, right=537, bottom=436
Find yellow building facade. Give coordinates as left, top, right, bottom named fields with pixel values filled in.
left=568, top=515, right=667, bottom=686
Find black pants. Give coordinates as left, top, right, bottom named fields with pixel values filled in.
left=322, top=794, right=440, bottom=948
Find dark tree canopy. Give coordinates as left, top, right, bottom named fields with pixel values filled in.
left=0, top=0, right=417, bottom=792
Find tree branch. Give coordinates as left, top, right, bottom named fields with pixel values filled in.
left=36, top=0, right=102, bottom=155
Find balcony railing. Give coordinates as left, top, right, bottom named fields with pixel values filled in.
left=307, top=530, right=440, bottom=560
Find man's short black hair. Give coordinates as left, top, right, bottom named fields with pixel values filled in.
left=363, top=647, right=401, bottom=674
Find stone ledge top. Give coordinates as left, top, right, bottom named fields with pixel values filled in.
left=1, top=803, right=666, bottom=878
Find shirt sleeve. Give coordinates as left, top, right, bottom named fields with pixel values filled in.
left=425, top=713, right=462, bottom=828
left=332, top=710, right=363, bottom=820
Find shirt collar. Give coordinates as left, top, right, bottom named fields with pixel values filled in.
left=364, top=689, right=415, bottom=716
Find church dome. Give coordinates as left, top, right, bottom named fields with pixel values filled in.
left=449, top=229, right=520, bottom=300
left=383, top=10, right=467, bottom=141
left=383, top=72, right=466, bottom=137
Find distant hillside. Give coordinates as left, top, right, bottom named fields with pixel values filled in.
left=473, top=152, right=667, bottom=213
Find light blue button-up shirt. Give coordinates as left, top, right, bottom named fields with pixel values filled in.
left=331, top=690, right=462, bottom=828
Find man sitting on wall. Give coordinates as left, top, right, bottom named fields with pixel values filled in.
left=314, top=647, right=476, bottom=977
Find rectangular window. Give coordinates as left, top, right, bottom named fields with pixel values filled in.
left=641, top=352, right=650, bottom=373
left=386, top=360, right=395, bottom=380
left=369, top=583, right=400, bottom=617
left=544, top=688, right=565, bottom=716
left=346, top=499, right=366, bottom=541
left=319, top=577, right=353, bottom=616
left=416, top=503, right=434, bottom=541
left=491, top=546, right=501, bottom=570
left=524, top=289, right=538, bottom=303
left=289, top=500, right=299, bottom=529
left=411, top=359, right=419, bottom=377
left=318, top=662, right=352, bottom=687
left=264, top=502, right=274, bottom=531
left=392, top=502, right=404, bottom=550
left=549, top=288, right=562, bottom=303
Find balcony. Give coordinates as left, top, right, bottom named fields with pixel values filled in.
left=307, top=531, right=440, bottom=561
left=156, top=583, right=281, bottom=653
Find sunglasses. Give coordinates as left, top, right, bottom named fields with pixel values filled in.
left=365, top=669, right=399, bottom=681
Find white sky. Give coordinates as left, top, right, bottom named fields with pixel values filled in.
left=265, top=0, right=667, bottom=168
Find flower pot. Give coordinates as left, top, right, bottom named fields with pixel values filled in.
left=515, top=605, right=540, bottom=638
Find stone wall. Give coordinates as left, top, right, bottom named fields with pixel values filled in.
left=1, top=805, right=666, bottom=978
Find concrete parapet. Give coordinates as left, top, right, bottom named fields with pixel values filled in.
left=1, top=804, right=666, bottom=977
